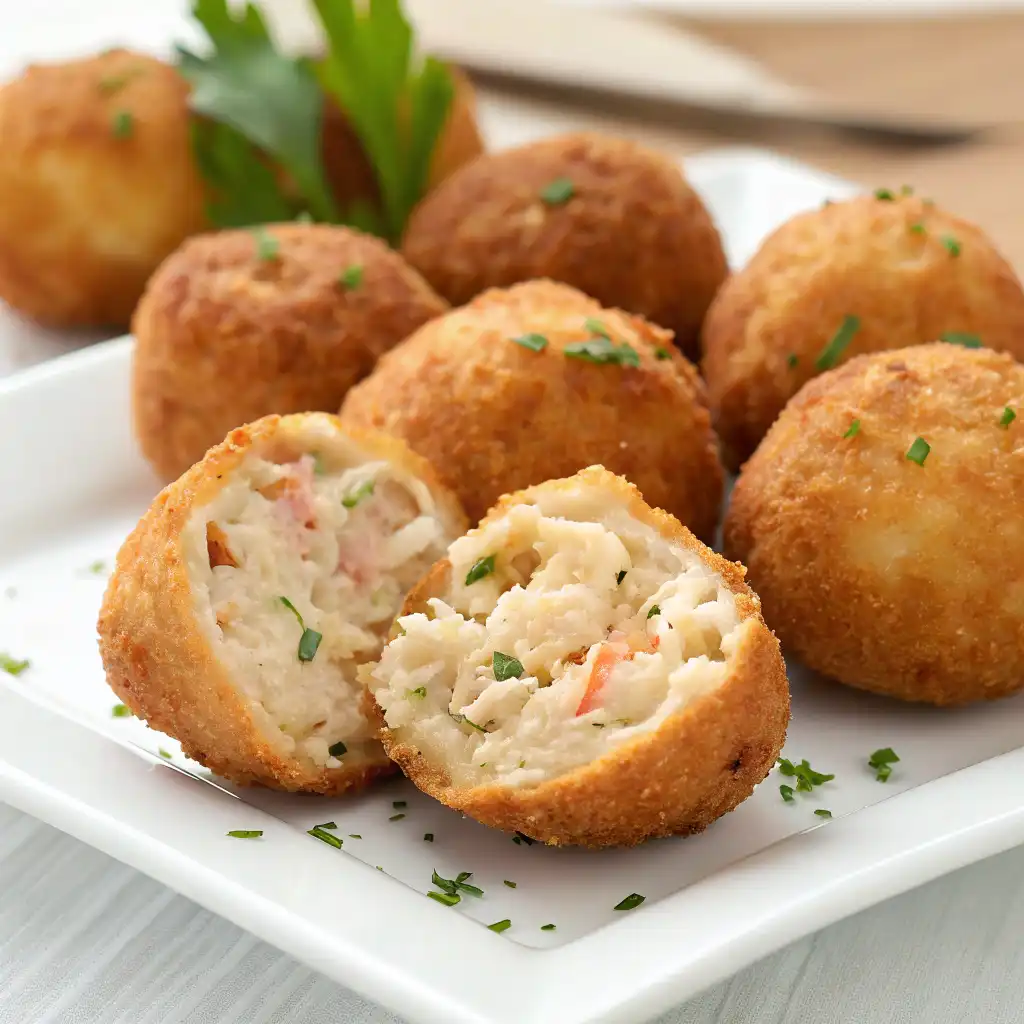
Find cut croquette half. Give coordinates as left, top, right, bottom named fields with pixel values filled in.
left=365, top=466, right=789, bottom=847
left=98, top=413, right=467, bottom=795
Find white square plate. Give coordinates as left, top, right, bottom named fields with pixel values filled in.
left=2, top=148, right=1023, bottom=1024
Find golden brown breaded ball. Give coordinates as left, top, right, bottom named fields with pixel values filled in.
left=364, top=466, right=789, bottom=848
left=132, top=223, right=448, bottom=481
left=0, top=50, right=207, bottom=327
left=399, top=133, right=728, bottom=359
left=321, top=65, right=484, bottom=214
left=703, top=193, right=1024, bottom=470
left=340, top=280, right=724, bottom=540
left=724, top=343, right=1024, bottom=706
left=98, top=412, right=467, bottom=795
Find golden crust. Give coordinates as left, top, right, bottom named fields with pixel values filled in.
left=131, top=223, right=448, bottom=481
left=98, top=413, right=467, bottom=795
left=340, top=279, right=724, bottom=540
left=400, top=132, right=728, bottom=359
left=372, top=467, right=790, bottom=847
left=724, top=343, right=1024, bottom=706
left=0, top=50, right=208, bottom=327
left=702, top=194, right=1024, bottom=470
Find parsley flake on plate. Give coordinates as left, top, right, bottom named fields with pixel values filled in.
left=316, top=821, right=338, bottom=830
left=392, top=800, right=407, bottom=809
left=488, top=919, right=512, bottom=933
left=389, top=813, right=406, bottom=822
left=465, top=555, right=496, bottom=585
left=778, top=757, right=834, bottom=792
left=906, top=437, right=930, bottom=466
left=869, top=747, right=900, bottom=782
left=158, top=748, right=173, bottom=760
left=780, top=784, right=795, bottom=803
left=504, top=880, right=517, bottom=889
left=111, top=703, right=132, bottom=718
left=541, top=923, right=556, bottom=931
left=432, top=869, right=483, bottom=898
left=614, top=893, right=645, bottom=911
left=227, top=830, right=263, bottom=839
left=307, top=826, right=343, bottom=849
left=511, top=332, right=549, bottom=353
left=815, top=315, right=860, bottom=372
left=814, top=809, right=833, bottom=819
left=540, top=177, right=574, bottom=205
left=428, top=891, right=460, bottom=907
left=423, top=832, right=434, bottom=842
left=493, top=651, right=524, bottom=681
left=0, top=653, right=30, bottom=677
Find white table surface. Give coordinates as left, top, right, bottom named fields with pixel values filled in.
left=3, top=3, right=1024, bottom=1022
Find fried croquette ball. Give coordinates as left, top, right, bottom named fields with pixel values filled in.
left=364, top=467, right=789, bottom=847
left=98, top=413, right=467, bottom=794
left=724, top=343, right=1024, bottom=706
left=132, top=223, right=448, bottom=481
left=321, top=65, right=484, bottom=214
left=0, top=50, right=207, bottom=328
left=340, top=280, right=724, bottom=540
left=400, top=133, right=728, bottom=358
left=703, top=193, right=1024, bottom=470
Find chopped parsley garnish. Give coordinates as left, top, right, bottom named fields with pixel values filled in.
left=518, top=759, right=526, bottom=768
left=909, top=222, right=926, bottom=235
left=328, top=740, right=348, bottom=757
left=252, top=227, right=279, bottom=261
left=906, top=437, right=930, bottom=466
left=158, top=748, right=173, bottom=760
left=338, top=264, right=363, bottom=290
left=843, top=419, right=861, bottom=439
left=111, top=703, right=132, bottom=718
left=584, top=317, right=611, bottom=338
left=465, top=555, right=496, bottom=586
left=87, top=559, right=107, bottom=574
left=614, top=893, right=645, bottom=911
left=814, top=809, right=833, bottom=818
left=307, top=826, right=343, bottom=849
left=393, top=800, right=407, bottom=809
left=389, top=813, right=406, bottom=822
left=315, top=821, right=338, bottom=830
left=540, top=177, right=574, bottom=205
left=432, top=869, right=483, bottom=898
left=780, top=784, right=795, bottom=803
left=1000, top=406, right=1016, bottom=428
left=565, top=336, right=640, bottom=368
left=428, top=891, right=460, bottom=907
left=111, top=110, right=133, bottom=139
left=227, top=830, right=263, bottom=839
left=616, top=570, right=627, bottom=585
left=512, top=831, right=535, bottom=846
left=342, top=479, right=375, bottom=508
left=874, top=188, right=894, bottom=200
left=512, top=332, right=549, bottom=353
left=503, top=880, right=517, bottom=888
left=654, top=347, right=671, bottom=360
left=868, top=747, right=900, bottom=782
left=815, top=315, right=860, bottom=371
left=786, top=353, right=799, bottom=368
left=942, top=235, right=962, bottom=257
left=423, top=833, right=434, bottom=842
left=541, top=923, right=556, bottom=931
left=0, top=653, right=30, bottom=677
left=297, top=628, right=322, bottom=662
left=778, top=757, right=835, bottom=792
left=488, top=919, right=512, bottom=933
left=349, top=834, right=361, bottom=839
left=940, top=332, right=982, bottom=348
left=647, top=605, right=661, bottom=619
left=493, top=652, right=524, bottom=681
left=98, top=69, right=140, bottom=94
left=408, top=686, right=427, bottom=699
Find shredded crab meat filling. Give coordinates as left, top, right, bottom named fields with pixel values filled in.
left=371, top=486, right=749, bottom=788
left=184, top=419, right=451, bottom=769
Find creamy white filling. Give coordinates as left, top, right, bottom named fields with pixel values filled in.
left=370, top=482, right=746, bottom=788
left=184, top=417, right=453, bottom=769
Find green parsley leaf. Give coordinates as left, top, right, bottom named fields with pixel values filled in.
left=540, top=177, right=574, bottom=205
left=87, top=559, right=108, bottom=575
left=328, top=740, right=348, bottom=757
left=503, top=880, right=517, bottom=888
left=0, top=653, right=30, bottom=677
left=943, top=235, right=962, bottom=257
left=407, top=686, right=427, bottom=699
left=488, top=919, right=512, bottom=933
left=314, top=0, right=454, bottom=242
left=423, top=832, right=434, bottom=842
left=614, top=893, right=645, bottom=911
left=227, top=829, right=263, bottom=838
left=786, top=353, right=799, bottom=368
left=111, top=703, right=132, bottom=718
left=297, top=627, right=322, bottom=662
left=511, top=332, right=549, bottom=353
left=780, top=784, right=795, bottom=803
left=252, top=227, right=279, bottom=261
left=814, top=809, right=833, bottom=818
left=843, top=419, right=861, bottom=439
left=647, top=605, right=661, bottom=619
left=432, top=869, right=483, bottom=898
left=465, top=555, right=496, bottom=586
left=874, top=188, right=894, bottom=200
left=565, top=336, right=640, bottom=368
left=868, top=747, right=900, bottom=782
left=815, top=315, right=860, bottom=372
left=584, top=317, right=611, bottom=338
left=316, top=821, right=338, bottom=830
left=541, top=923, right=556, bottom=931
left=428, top=891, right=460, bottom=906
left=98, top=69, right=141, bottom=95
left=900, top=184, right=914, bottom=195
left=909, top=222, right=926, bottom=235
left=616, top=570, right=627, bottom=585
left=1000, top=406, right=1016, bottom=428
left=349, top=834, right=361, bottom=839
left=778, top=758, right=835, bottom=792
left=654, top=347, right=671, bottom=360
left=393, top=800, right=407, bottom=809
left=111, top=110, right=133, bottom=139
left=338, top=264, right=364, bottom=290
left=389, top=813, right=406, bottom=821
left=342, top=479, right=375, bottom=508
left=940, top=332, right=982, bottom=348
left=307, top=826, right=343, bottom=848
left=179, top=0, right=337, bottom=226
left=158, top=748, right=173, bottom=760
left=493, top=652, right=524, bottom=681
left=906, top=437, right=930, bottom=466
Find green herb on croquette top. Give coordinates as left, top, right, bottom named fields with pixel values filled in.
left=815, top=315, right=860, bottom=372
left=1000, top=406, right=1017, bottom=428
left=342, top=479, right=374, bottom=508
left=843, top=419, right=861, bottom=439
left=869, top=747, right=900, bottom=782
left=654, top=347, right=671, bottom=360
left=493, top=652, right=524, bottom=681
left=338, top=264, right=364, bottom=290
left=465, top=555, right=496, bottom=585
left=940, top=332, right=982, bottom=348
left=111, top=109, right=133, bottom=139
left=906, top=437, right=930, bottom=466
left=873, top=188, right=894, bottom=200
left=539, top=177, right=575, bottom=205
left=511, top=333, right=549, bottom=353
left=251, top=227, right=279, bottom=261
left=909, top=222, right=926, bottom=235
left=584, top=317, right=611, bottom=338
left=0, top=653, right=30, bottom=676
left=565, top=336, right=640, bottom=368
left=942, top=235, right=962, bottom=257
left=279, top=597, right=322, bottom=662
left=787, top=353, right=799, bottom=368
left=778, top=757, right=834, bottom=792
